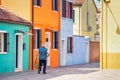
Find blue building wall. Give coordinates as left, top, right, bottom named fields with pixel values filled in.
left=73, top=36, right=90, bottom=65
left=0, top=22, right=30, bottom=73
left=60, top=18, right=73, bottom=66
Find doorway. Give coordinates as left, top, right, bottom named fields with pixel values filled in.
left=15, top=33, right=23, bottom=71
left=62, top=40, right=66, bottom=66
left=46, top=32, right=50, bottom=66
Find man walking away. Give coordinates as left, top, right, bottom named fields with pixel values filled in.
left=38, top=44, right=49, bottom=74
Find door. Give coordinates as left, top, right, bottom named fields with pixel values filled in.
left=62, top=40, right=66, bottom=66
left=85, top=37, right=90, bottom=63
left=46, top=32, right=50, bottom=66
left=15, top=33, right=23, bottom=71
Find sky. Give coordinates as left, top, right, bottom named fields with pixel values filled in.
left=94, top=0, right=101, bottom=8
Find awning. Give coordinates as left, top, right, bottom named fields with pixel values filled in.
left=15, top=30, right=33, bottom=35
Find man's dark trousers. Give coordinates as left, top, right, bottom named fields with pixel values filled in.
left=38, top=60, right=47, bottom=73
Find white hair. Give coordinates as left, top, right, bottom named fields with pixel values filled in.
left=42, top=44, right=45, bottom=47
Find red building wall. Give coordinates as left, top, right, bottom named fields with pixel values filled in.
left=90, top=41, right=100, bottom=63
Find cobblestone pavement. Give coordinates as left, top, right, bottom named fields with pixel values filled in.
left=0, top=63, right=120, bottom=80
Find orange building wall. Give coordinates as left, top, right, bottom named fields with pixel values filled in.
left=34, top=0, right=60, bottom=30
left=32, top=0, right=60, bottom=68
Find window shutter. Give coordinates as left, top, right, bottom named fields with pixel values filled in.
left=37, top=29, right=40, bottom=49
left=67, top=37, right=70, bottom=53
left=67, top=37, right=73, bottom=53
left=39, top=30, right=42, bottom=47
left=62, top=0, right=66, bottom=17
left=52, top=31, right=58, bottom=49
left=70, top=3, right=73, bottom=18
left=4, top=33, right=8, bottom=52
left=54, top=31, right=58, bottom=49
left=52, top=0, right=54, bottom=10
left=73, top=10, right=75, bottom=22
left=34, top=0, right=37, bottom=5
left=70, top=37, right=73, bottom=53
left=33, top=29, right=37, bottom=49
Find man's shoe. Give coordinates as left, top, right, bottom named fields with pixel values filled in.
left=38, top=71, right=40, bottom=74
left=43, top=72, right=47, bottom=74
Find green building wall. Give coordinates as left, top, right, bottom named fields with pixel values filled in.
left=0, top=22, right=30, bottom=73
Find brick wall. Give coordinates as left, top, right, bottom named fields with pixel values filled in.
left=90, top=41, right=100, bottom=63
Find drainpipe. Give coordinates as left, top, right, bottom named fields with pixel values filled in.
left=79, top=6, right=80, bottom=36
left=31, top=0, right=34, bottom=70
left=101, top=0, right=104, bottom=69
left=105, top=2, right=108, bottom=69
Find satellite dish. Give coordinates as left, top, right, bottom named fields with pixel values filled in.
left=87, top=26, right=92, bottom=31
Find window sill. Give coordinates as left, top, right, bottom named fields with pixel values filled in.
left=0, top=52, right=7, bottom=54
left=68, top=53, right=73, bottom=54
left=34, top=5, right=41, bottom=8
left=52, top=10, right=58, bottom=12
left=52, top=49, right=58, bottom=50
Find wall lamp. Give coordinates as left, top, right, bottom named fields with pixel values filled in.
left=104, top=0, right=110, bottom=3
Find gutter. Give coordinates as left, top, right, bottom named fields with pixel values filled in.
left=79, top=6, right=80, bottom=35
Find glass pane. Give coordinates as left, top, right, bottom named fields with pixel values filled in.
left=4, top=33, right=8, bottom=52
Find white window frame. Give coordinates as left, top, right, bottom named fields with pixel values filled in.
left=0, top=31, right=8, bottom=54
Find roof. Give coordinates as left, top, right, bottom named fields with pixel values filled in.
left=92, top=0, right=100, bottom=13
left=0, top=6, right=32, bottom=26
left=73, top=0, right=100, bottom=13
left=73, top=0, right=85, bottom=6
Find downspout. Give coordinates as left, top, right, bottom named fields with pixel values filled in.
left=79, top=6, right=80, bottom=36
left=59, top=0, right=61, bottom=67
left=105, top=2, right=108, bottom=69
left=32, top=0, right=34, bottom=70
left=101, top=0, right=104, bottom=69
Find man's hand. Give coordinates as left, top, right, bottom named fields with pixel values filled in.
left=47, top=54, right=49, bottom=57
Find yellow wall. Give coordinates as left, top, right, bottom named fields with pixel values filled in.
left=101, top=0, right=120, bottom=69
left=81, top=0, right=97, bottom=41
left=1, top=0, right=31, bottom=21
left=73, top=0, right=97, bottom=41
left=73, top=6, right=81, bottom=35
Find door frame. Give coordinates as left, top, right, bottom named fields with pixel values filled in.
left=15, top=33, right=23, bottom=72
left=61, top=39, right=66, bottom=66
left=45, top=32, right=50, bottom=66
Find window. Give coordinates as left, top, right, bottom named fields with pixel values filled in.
left=0, top=32, right=9, bottom=53
left=67, top=37, right=73, bottom=53
left=52, top=0, right=58, bottom=11
left=34, top=0, right=41, bottom=6
left=87, top=12, right=89, bottom=25
left=62, top=1, right=73, bottom=19
left=62, top=0, right=66, bottom=17
left=72, top=10, right=75, bottom=22
left=34, top=29, right=42, bottom=49
left=68, top=2, right=72, bottom=18
left=52, top=31, right=58, bottom=49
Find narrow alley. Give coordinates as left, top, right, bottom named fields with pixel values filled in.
left=0, top=63, right=120, bottom=80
